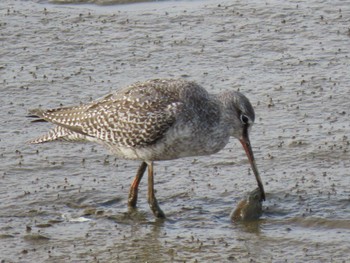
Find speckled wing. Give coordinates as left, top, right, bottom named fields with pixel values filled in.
left=29, top=81, right=183, bottom=147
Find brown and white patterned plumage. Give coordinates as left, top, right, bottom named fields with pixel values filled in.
left=28, top=78, right=265, bottom=217
left=29, top=79, right=251, bottom=160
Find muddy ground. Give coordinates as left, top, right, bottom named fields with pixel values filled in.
left=1, top=0, right=350, bottom=262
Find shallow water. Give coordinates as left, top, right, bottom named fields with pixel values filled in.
left=1, top=0, right=350, bottom=262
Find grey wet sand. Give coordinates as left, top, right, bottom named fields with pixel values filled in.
left=1, top=0, right=350, bottom=262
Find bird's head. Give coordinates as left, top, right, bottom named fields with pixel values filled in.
left=220, top=91, right=265, bottom=201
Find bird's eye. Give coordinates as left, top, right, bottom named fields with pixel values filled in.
left=240, top=114, right=249, bottom=124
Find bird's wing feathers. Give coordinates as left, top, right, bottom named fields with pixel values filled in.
left=29, top=81, right=183, bottom=147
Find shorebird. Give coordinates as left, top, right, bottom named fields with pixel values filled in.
left=28, top=78, right=265, bottom=218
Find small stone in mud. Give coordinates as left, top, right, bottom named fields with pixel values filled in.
left=96, top=210, right=104, bottom=216
left=0, top=234, right=15, bottom=239
left=230, top=188, right=264, bottom=221
left=24, top=233, right=50, bottom=241
left=36, top=223, right=52, bottom=228
left=83, top=208, right=97, bottom=216
left=47, top=219, right=64, bottom=224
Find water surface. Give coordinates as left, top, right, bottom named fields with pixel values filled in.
left=1, top=0, right=350, bottom=262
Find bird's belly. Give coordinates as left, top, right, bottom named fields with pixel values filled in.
left=102, top=125, right=230, bottom=161
left=139, top=127, right=229, bottom=161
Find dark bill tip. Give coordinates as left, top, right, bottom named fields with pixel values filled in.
left=239, top=137, right=266, bottom=201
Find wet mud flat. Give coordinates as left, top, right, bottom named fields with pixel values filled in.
left=1, top=0, right=350, bottom=262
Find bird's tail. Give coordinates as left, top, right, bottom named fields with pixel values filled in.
left=27, top=109, right=90, bottom=144
left=27, top=125, right=73, bottom=144
left=28, top=109, right=71, bottom=143
left=27, top=108, right=47, bottom=122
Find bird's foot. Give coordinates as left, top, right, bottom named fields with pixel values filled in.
left=149, top=199, right=166, bottom=218
left=128, top=190, right=138, bottom=208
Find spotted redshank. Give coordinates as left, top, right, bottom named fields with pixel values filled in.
left=28, top=78, right=265, bottom=218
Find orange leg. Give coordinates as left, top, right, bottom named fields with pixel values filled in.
left=147, top=161, right=165, bottom=218
left=128, top=162, right=147, bottom=208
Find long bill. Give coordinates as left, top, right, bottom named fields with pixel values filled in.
left=239, top=132, right=266, bottom=201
